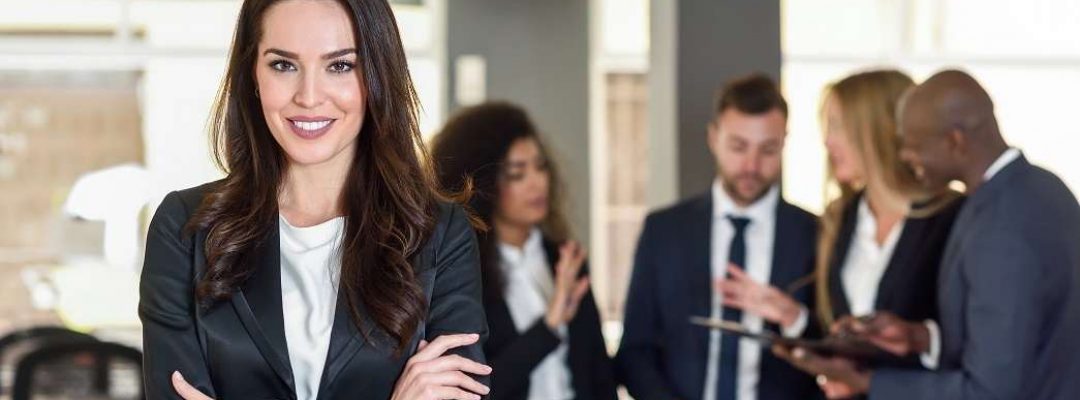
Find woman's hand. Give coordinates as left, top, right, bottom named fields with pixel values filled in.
left=544, top=241, right=590, bottom=330
left=173, top=334, right=492, bottom=400
left=715, top=264, right=804, bottom=329
left=391, top=333, right=492, bottom=400
left=172, top=371, right=213, bottom=400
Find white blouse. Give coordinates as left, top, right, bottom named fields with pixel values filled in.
left=279, top=214, right=344, bottom=400
left=840, top=198, right=906, bottom=317
left=497, top=228, right=574, bottom=400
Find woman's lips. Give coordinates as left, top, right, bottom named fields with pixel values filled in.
left=527, top=197, right=548, bottom=209
left=287, top=118, right=335, bottom=140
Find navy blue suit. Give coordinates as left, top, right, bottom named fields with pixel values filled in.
left=870, top=155, right=1080, bottom=399
left=616, top=191, right=822, bottom=400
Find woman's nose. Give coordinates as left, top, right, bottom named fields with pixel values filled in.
left=293, top=72, right=325, bottom=108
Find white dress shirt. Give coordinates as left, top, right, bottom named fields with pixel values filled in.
left=279, top=215, right=344, bottom=400
left=840, top=198, right=906, bottom=317
left=920, top=147, right=1021, bottom=369
left=498, top=228, right=574, bottom=400
left=703, top=181, right=807, bottom=400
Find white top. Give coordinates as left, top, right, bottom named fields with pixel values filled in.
left=279, top=214, right=344, bottom=400
left=703, top=181, right=807, bottom=400
left=498, top=228, right=574, bottom=400
left=921, top=147, right=1022, bottom=370
left=840, top=198, right=906, bottom=317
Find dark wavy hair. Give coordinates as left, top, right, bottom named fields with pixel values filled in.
left=429, top=102, right=569, bottom=301
left=186, top=0, right=440, bottom=353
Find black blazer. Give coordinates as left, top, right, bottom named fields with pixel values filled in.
left=139, top=182, right=489, bottom=400
left=825, top=192, right=965, bottom=324
left=483, top=238, right=618, bottom=400
left=616, top=191, right=822, bottom=400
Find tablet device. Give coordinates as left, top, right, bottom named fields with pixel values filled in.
left=688, top=316, right=903, bottom=363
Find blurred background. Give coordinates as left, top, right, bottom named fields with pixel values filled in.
left=1, top=0, right=1079, bottom=397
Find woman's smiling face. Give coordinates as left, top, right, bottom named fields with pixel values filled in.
left=255, top=0, right=366, bottom=167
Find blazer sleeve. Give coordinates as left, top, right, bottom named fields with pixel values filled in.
left=487, top=316, right=562, bottom=397
left=579, top=288, right=620, bottom=400
left=615, top=215, right=680, bottom=400
left=139, top=191, right=216, bottom=399
left=486, top=264, right=619, bottom=400
left=425, top=204, right=491, bottom=388
left=869, top=229, right=1042, bottom=399
left=482, top=250, right=568, bottom=397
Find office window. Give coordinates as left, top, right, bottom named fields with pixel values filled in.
left=590, top=0, right=649, bottom=325
left=782, top=0, right=1080, bottom=213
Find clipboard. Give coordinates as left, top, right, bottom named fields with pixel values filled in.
left=689, top=316, right=904, bottom=364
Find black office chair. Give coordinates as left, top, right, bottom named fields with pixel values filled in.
left=0, top=326, right=99, bottom=394
left=11, top=340, right=143, bottom=400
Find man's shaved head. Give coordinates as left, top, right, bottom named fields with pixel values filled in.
left=909, top=70, right=999, bottom=141
left=897, top=70, right=1007, bottom=192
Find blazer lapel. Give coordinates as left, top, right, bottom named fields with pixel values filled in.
left=940, top=156, right=1028, bottom=290
left=231, top=220, right=296, bottom=395
left=768, top=203, right=794, bottom=334
left=829, top=196, right=860, bottom=318
left=685, top=193, right=715, bottom=321
left=316, top=244, right=403, bottom=397
left=679, top=193, right=714, bottom=365
left=875, top=219, right=919, bottom=311
left=315, top=287, right=374, bottom=397
left=767, top=200, right=810, bottom=333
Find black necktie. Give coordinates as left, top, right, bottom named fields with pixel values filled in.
left=718, top=215, right=751, bottom=400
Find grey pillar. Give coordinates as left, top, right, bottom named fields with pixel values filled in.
left=649, top=0, right=782, bottom=203
left=446, top=0, right=591, bottom=244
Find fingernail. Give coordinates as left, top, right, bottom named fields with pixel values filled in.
left=481, top=384, right=491, bottom=394
left=793, top=348, right=806, bottom=359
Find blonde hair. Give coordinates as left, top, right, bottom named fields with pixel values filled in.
left=813, top=69, right=958, bottom=328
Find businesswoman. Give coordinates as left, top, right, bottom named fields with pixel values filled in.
left=139, top=0, right=490, bottom=399
left=715, top=70, right=963, bottom=378
left=430, top=102, right=618, bottom=400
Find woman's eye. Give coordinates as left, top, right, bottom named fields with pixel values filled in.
left=270, top=60, right=296, bottom=72
left=329, top=61, right=355, bottom=74
left=501, top=166, right=525, bottom=181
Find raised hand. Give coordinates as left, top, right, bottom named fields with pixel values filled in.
left=544, top=241, right=590, bottom=330
left=715, top=264, right=804, bottom=329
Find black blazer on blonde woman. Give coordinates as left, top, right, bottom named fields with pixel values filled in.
left=139, top=182, right=489, bottom=400
left=824, top=192, right=965, bottom=325
left=483, top=238, right=618, bottom=400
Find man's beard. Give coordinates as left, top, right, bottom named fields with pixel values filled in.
left=721, top=172, right=775, bottom=205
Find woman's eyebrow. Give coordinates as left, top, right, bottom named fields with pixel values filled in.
left=321, top=48, right=358, bottom=59
left=261, top=48, right=357, bottom=60
left=263, top=48, right=298, bottom=59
